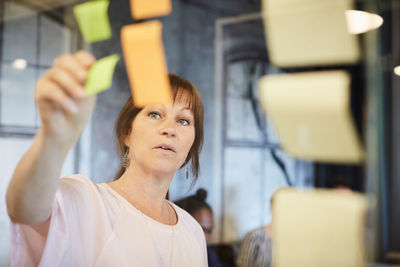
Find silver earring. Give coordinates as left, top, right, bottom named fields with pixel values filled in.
left=122, top=147, right=130, bottom=168
left=185, top=166, right=189, bottom=180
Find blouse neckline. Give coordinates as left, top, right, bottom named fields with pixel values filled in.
left=101, top=183, right=181, bottom=230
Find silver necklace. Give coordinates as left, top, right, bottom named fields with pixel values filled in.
left=116, top=181, right=175, bottom=267
left=142, top=203, right=175, bottom=267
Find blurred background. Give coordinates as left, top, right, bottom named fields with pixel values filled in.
left=0, top=0, right=399, bottom=265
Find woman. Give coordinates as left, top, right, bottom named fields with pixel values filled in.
left=175, top=189, right=223, bottom=267
left=6, top=51, right=207, bottom=267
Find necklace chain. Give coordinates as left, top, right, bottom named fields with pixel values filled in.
left=115, top=180, right=175, bottom=267
left=143, top=205, right=175, bottom=267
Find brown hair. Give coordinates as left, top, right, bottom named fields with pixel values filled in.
left=114, top=73, right=204, bottom=182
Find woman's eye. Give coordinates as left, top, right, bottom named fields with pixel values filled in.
left=149, top=112, right=161, bottom=119
left=177, top=119, right=190, bottom=125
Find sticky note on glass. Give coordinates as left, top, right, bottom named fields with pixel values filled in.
left=130, top=0, right=171, bottom=19
left=74, top=0, right=111, bottom=43
left=85, top=54, right=120, bottom=95
left=258, top=70, right=364, bottom=163
left=121, top=21, right=172, bottom=107
left=262, top=0, right=360, bottom=67
left=273, top=189, right=367, bottom=267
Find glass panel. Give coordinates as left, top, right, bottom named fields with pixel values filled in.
left=263, top=150, right=294, bottom=224
left=262, top=149, right=314, bottom=223
left=39, top=15, right=72, bottom=66
left=227, top=62, right=248, bottom=98
left=224, top=147, right=263, bottom=242
left=227, top=60, right=266, bottom=119
left=2, top=3, right=38, bottom=64
left=226, top=97, right=264, bottom=142
left=1, top=64, right=36, bottom=127
left=265, top=117, right=280, bottom=144
left=221, top=18, right=266, bottom=57
left=35, top=68, right=47, bottom=127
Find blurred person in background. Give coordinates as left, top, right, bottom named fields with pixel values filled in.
left=236, top=187, right=288, bottom=267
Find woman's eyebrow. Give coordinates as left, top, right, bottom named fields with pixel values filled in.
left=178, top=108, right=194, bottom=117
left=178, top=107, right=193, bottom=112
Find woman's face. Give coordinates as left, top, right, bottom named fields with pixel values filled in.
left=125, top=96, right=195, bottom=177
left=193, top=208, right=214, bottom=243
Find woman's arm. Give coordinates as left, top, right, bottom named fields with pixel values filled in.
left=6, top=51, right=96, bottom=226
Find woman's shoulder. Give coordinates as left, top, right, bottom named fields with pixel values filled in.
left=58, top=174, right=103, bottom=201
left=58, top=174, right=120, bottom=219
left=170, top=202, right=207, bottom=253
left=60, top=173, right=94, bottom=185
left=170, top=202, right=203, bottom=232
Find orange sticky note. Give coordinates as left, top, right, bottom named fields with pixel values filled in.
left=121, top=21, right=172, bottom=107
left=130, top=0, right=171, bottom=19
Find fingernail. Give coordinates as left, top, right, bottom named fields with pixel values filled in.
left=64, top=99, right=78, bottom=114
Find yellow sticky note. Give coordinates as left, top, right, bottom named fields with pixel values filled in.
left=262, top=0, right=360, bottom=67
left=273, top=189, right=367, bottom=267
left=121, top=21, right=172, bottom=107
left=258, top=71, right=364, bottom=163
left=130, top=0, right=171, bottom=19
left=85, top=54, right=120, bottom=95
left=74, top=0, right=112, bottom=43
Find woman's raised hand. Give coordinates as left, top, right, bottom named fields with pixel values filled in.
left=35, top=51, right=96, bottom=144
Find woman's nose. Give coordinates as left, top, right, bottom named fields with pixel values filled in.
left=160, top=119, right=176, bottom=137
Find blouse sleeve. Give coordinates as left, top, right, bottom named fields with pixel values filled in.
left=10, top=174, right=95, bottom=267
left=11, top=189, right=69, bottom=267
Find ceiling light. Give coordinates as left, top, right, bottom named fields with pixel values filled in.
left=12, top=59, right=27, bottom=70
left=394, top=65, right=400, bottom=76
left=345, top=10, right=383, bottom=34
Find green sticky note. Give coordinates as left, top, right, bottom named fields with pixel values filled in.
left=74, top=0, right=111, bottom=43
left=85, top=54, right=120, bottom=95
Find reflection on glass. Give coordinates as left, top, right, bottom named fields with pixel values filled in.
left=40, top=16, right=72, bottom=66
left=265, top=117, right=280, bottom=144
left=226, top=60, right=269, bottom=143
left=224, top=147, right=263, bottom=242
left=227, top=98, right=264, bottom=142
left=1, top=64, right=36, bottom=127
left=2, top=3, right=37, bottom=64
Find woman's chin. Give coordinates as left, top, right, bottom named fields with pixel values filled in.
left=148, top=165, right=179, bottom=178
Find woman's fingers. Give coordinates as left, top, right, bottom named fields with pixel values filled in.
left=55, top=54, right=88, bottom=84
left=36, top=51, right=96, bottom=115
left=36, top=78, right=78, bottom=114
left=46, top=67, right=85, bottom=100
left=74, top=50, right=96, bottom=70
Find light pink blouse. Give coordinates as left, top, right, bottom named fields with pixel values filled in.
left=11, top=174, right=208, bottom=267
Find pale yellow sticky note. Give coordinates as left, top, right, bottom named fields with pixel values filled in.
left=130, top=0, right=172, bottom=19
left=258, top=71, right=364, bottom=163
left=273, top=189, right=367, bottom=267
left=262, top=0, right=360, bottom=67
left=85, top=54, right=120, bottom=95
left=121, top=21, right=172, bottom=107
left=74, top=0, right=111, bottom=43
